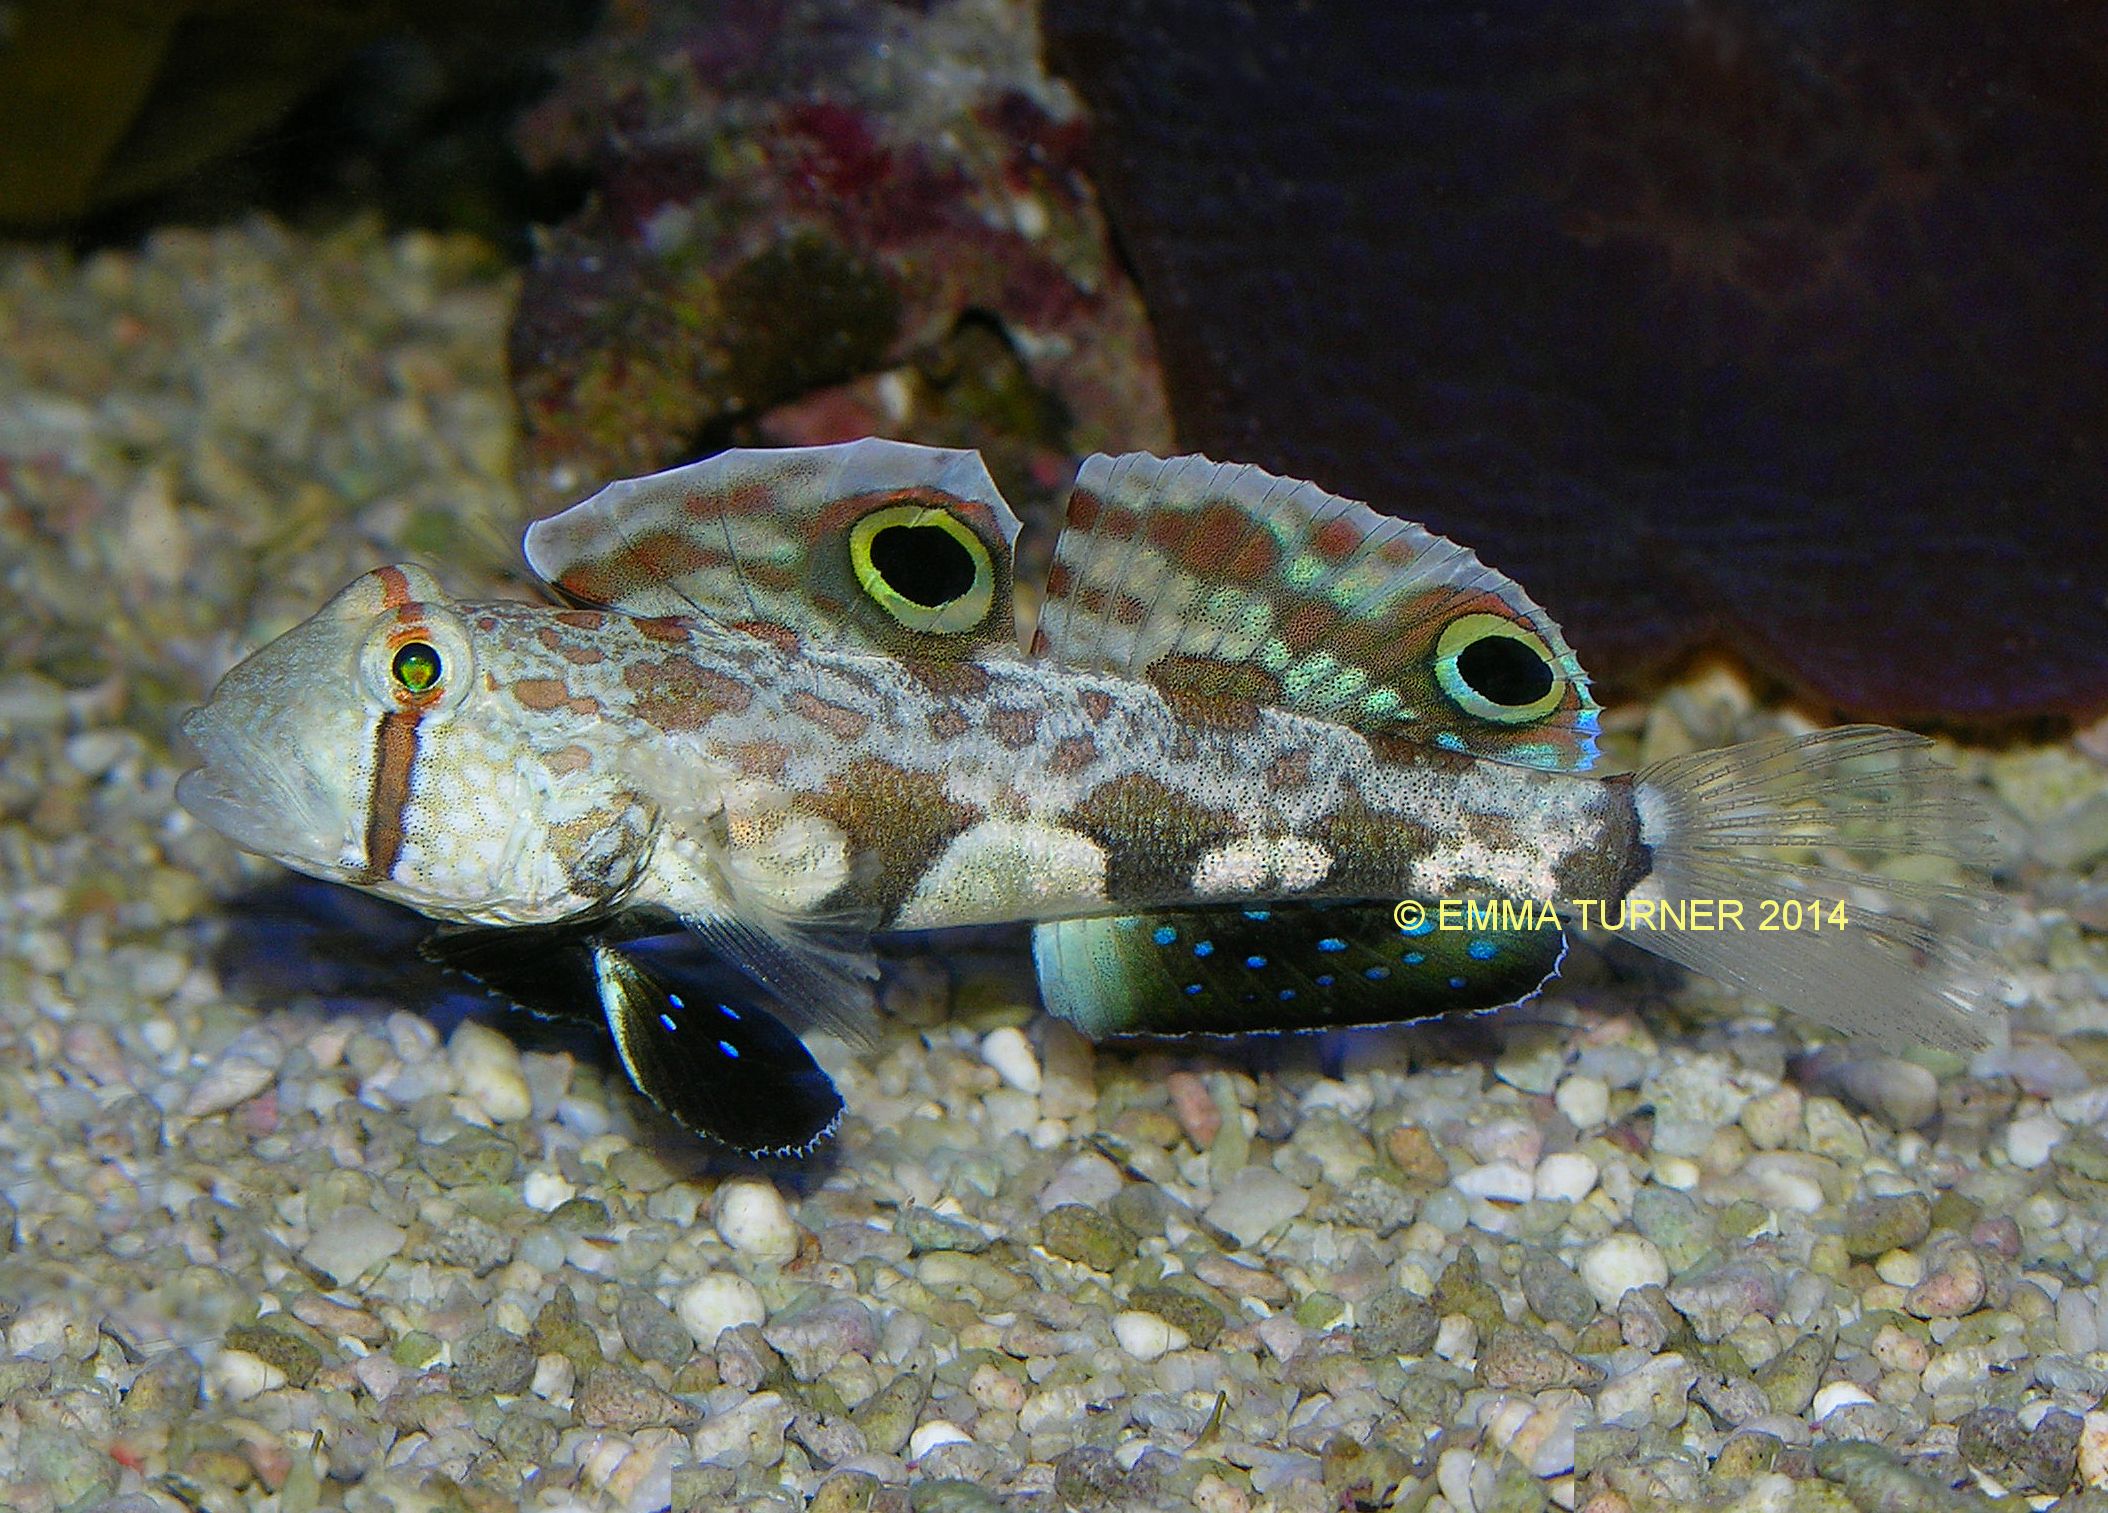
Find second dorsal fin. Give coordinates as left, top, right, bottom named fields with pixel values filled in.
left=1032, top=453, right=1600, bottom=770
left=524, top=439, right=1023, bottom=660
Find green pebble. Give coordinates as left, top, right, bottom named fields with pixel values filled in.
left=1041, top=1204, right=1133, bottom=1271
left=1475, top=1451, right=1548, bottom=1513
left=910, top=1479, right=1005, bottom=1513
left=1520, top=1251, right=1598, bottom=1330
left=1574, top=1425, right=1639, bottom=1477
left=1128, top=1284, right=1225, bottom=1349
left=1713, top=1430, right=1780, bottom=1478
left=1295, top=1292, right=1346, bottom=1331
left=224, top=1322, right=323, bottom=1388
left=1629, top=1186, right=1714, bottom=1270
left=530, top=1284, right=603, bottom=1375
left=415, top=1129, right=519, bottom=1187
left=1929, top=1190, right=1982, bottom=1237
left=1432, top=1250, right=1507, bottom=1340
left=1754, top=1331, right=1830, bottom=1416
left=392, top=1330, right=442, bottom=1368
left=1358, top=1292, right=1439, bottom=1357
left=451, top=1325, right=535, bottom=1397
left=900, top=1206, right=989, bottom=1254
left=809, top=1471, right=879, bottom=1513
left=1841, top=1193, right=1932, bottom=1259
left=850, top=1372, right=927, bottom=1456
left=549, top=1195, right=612, bottom=1234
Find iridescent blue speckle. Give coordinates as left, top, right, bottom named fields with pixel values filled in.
left=1448, top=976, right=1468, bottom=990
left=1243, top=908, right=1272, bottom=921
left=718, top=1004, right=741, bottom=1021
left=667, top=993, right=685, bottom=1011
left=1365, top=966, right=1390, bottom=981
left=1193, top=940, right=1215, bottom=958
left=719, top=1039, right=741, bottom=1058
left=1467, top=939, right=1498, bottom=961
left=1245, top=954, right=1268, bottom=969
left=1153, top=925, right=1178, bottom=946
left=1279, top=988, right=1297, bottom=1001
left=658, top=1012, right=678, bottom=1033
left=1317, top=937, right=1346, bottom=953
left=1184, top=982, right=1204, bottom=996
left=1401, top=916, right=1434, bottom=937
left=1403, top=951, right=1426, bottom=965
left=1315, top=974, right=1335, bottom=987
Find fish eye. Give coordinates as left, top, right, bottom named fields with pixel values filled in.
left=391, top=641, right=443, bottom=695
left=849, top=502, right=996, bottom=634
left=1434, top=613, right=1563, bottom=723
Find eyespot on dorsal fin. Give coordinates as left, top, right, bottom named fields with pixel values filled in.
left=523, top=440, right=1023, bottom=660
left=1032, top=453, right=1600, bottom=771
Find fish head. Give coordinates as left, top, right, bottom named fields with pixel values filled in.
left=178, top=565, right=653, bottom=926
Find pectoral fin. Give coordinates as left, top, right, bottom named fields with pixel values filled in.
left=421, top=925, right=843, bottom=1156
left=1032, top=900, right=1566, bottom=1038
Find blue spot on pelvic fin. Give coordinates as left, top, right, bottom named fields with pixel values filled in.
left=1184, top=982, right=1204, bottom=996
left=1364, top=966, right=1390, bottom=981
left=1449, top=976, right=1468, bottom=990
left=1315, top=974, right=1335, bottom=987
left=1404, top=951, right=1426, bottom=965
left=1467, top=939, right=1498, bottom=961
left=667, top=993, right=685, bottom=1011
left=1193, top=940, right=1215, bottom=958
left=1317, top=937, right=1346, bottom=953
left=1245, top=954, right=1268, bottom=969
left=1153, top=925, right=1179, bottom=946
left=718, top=1003, right=741, bottom=1021
left=719, top=1039, right=741, bottom=1059
left=659, top=1012, right=678, bottom=1034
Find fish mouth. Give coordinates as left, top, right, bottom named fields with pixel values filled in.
left=175, top=704, right=361, bottom=879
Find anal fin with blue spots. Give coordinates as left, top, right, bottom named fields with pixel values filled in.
left=1032, top=901, right=1566, bottom=1038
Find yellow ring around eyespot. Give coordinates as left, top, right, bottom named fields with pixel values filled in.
left=848, top=504, right=995, bottom=635
left=1433, top=612, right=1565, bottom=724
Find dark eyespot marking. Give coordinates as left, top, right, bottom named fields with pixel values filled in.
left=869, top=523, right=976, bottom=608
left=1456, top=634, right=1554, bottom=707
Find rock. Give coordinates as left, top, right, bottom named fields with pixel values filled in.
left=451, top=1326, right=535, bottom=1397
left=1358, top=1292, right=1439, bottom=1357
left=1534, top=1152, right=1598, bottom=1204
left=1204, top=1164, right=1309, bottom=1247
left=1665, top=1264, right=1779, bottom=1343
left=1127, top=1285, right=1224, bottom=1349
left=1905, top=1245, right=1988, bottom=1319
left=1554, top=1074, right=1610, bottom=1130
left=677, top=1273, right=767, bottom=1347
left=851, top=1371, right=927, bottom=1456
left=1841, top=1193, right=1932, bottom=1258
left=183, top=1033, right=280, bottom=1116
left=713, top=1178, right=800, bottom=1265
left=300, top=1205, right=407, bottom=1284
left=900, top=1205, right=989, bottom=1254
left=1521, top=1251, right=1598, bottom=1331
left=1113, top=1310, right=1188, bottom=1362
left=574, top=1363, right=701, bottom=1430
left=1478, top=1325, right=1602, bottom=1391
left=763, top=1296, right=877, bottom=1380
left=1593, top=1352, right=1697, bottom=1429
left=447, top=1020, right=533, bottom=1122
left=617, top=1287, right=695, bottom=1366
left=2006, top=1113, right=2065, bottom=1169
left=1578, top=1235, right=1668, bottom=1309
left=1040, top=1204, right=1131, bottom=1271
left=1755, top=1333, right=1832, bottom=1416
left=1039, top=1152, right=1124, bottom=1211
left=416, top=1129, right=520, bottom=1187
left=979, top=1026, right=1041, bottom=1093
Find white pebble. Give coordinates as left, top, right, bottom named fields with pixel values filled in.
left=1810, top=1381, right=1876, bottom=1420
left=448, top=1021, right=533, bottom=1122
left=2006, top=1113, right=2065, bottom=1169
left=1554, top=1074, right=1610, bottom=1129
left=1579, top=1235, right=1669, bottom=1308
left=981, top=1026, right=1043, bottom=1093
left=300, top=1205, right=407, bottom=1284
left=2078, top=1409, right=2108, bottom=1487
left=1535, top=1151, right=1599, bottom=1204
left=531, top=1351, right=576, bottom=1403
left=1434, top=1313, right=1477, bottom=1362
left=1874, top=1249, right=1925, bottom=1288
left=907, top=1420, right=974, bottom=1461
left=1453, top=1161, right=1535, bottom=1203
left=522, top=1170, right=577, bottom=1212
left=1653, top=1156, right=1701, bottom=1191
left=1113, top=1310, right=1189, bottom=1362
left=206, top=1348, right=285, bottom=1403
left=713, top=1177, right=800, bottom=1265
left=183, top=1052, right=276, bottom=1117
left=676, top=1273, right=767, bottom=1346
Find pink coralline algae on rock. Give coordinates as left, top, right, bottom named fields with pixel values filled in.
left=506, top=0, right=1170, bottom=518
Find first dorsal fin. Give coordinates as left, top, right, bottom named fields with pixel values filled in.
left=1032, top=453, right=1600, bottom=771
left=524, top=440, right=1023, bottom=661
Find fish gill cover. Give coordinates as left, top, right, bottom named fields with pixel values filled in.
left=1043, top=0, right=2108, bottom=728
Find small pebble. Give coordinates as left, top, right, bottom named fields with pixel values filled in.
left=1204, top=1165, right=1310, bottom=1247
left=980, top=1026, right=1042, bottom=1094
left=1811, top=1381, right=1876, bottom=1421
left=908, top=1421, right=974, bottom=1461
left=714, top=1177, right=800, bottom=1264
left=1554, top=1074, right=1610, bottom=1130
left=448, top=1020, right=533, bottom=1122
left=1453, top=1161, right=1534, bottom=1203
left=1535, top=1151, right=1599, bottom=1203
left=2007, top=1114, right=2065, bottom=1169
left=1579, top=1235, right=1669, bottom=1309
left=300, top=1206, right=407, bottom=1284
left=677, top=1274, right=768, bottom=1346
left=184, top=1037, right=279, bottom=1117
left=1113, top=1310, right=1188, bottom=1362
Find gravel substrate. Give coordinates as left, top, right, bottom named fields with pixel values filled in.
left=3, top=218, right=2107, bottom=1513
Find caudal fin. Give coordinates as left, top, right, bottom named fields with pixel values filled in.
left=1622, top=726, right=2005, bottom=1052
